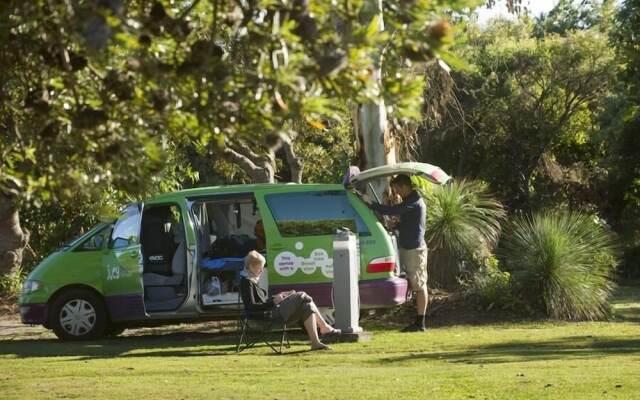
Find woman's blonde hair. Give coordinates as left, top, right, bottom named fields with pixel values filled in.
left=245, top=250, right=266, bottom=271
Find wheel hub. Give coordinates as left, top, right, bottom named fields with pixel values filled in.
left=59, top=299, right=96, bottom=336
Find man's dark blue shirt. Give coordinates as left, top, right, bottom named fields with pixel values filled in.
left=370, top=190, right=426, bottom=250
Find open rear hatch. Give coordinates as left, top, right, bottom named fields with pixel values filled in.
left=347, top=162, right=451, bottom=203
left=347, top=162, right=451, bottom=267
left=350, top=162, right=451, bottom=186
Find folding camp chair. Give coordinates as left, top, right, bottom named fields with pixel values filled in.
left=236, top=309, right=290, bottom=354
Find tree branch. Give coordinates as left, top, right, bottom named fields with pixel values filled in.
left=178, top=0, right=201, bottom=20
left=223, top=145, right=274, bottom=183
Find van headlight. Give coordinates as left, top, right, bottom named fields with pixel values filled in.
left=22, top=280, right=43, bottom=294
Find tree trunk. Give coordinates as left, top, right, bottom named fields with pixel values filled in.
left=354, top=0, right=396, bottom=196
left=282, top=137, right=303, bottom=184
left=0, top=193, right=29, bottom=275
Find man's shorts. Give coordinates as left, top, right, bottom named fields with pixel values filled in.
left=399, top=246, right=428, bottom=291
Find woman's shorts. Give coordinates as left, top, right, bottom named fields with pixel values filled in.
left=276, top=292, right=318, bottom=323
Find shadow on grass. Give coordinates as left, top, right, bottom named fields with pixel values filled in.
left=378, top=336, right=640, bottom=365
left=0, top=330, right=310, bottom=360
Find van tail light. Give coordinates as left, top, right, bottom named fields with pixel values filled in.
left=366, top=257, right=396, bottom=273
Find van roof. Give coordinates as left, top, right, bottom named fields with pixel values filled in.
left=147, top=183, right=346, bottom=203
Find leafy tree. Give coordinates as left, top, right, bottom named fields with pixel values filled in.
left=604, top=0, right=640, bottom=276
left=0, top=0, right=477, bottom=274
left=611, top=0, right=640, bottom=101
left=422, top=20, right=617, bottom=211
left=532, top=0, right=613, bottom=37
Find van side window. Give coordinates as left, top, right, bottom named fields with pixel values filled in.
left=110, top=204, right=142, bottom=249
left=265, top=191, right=370, bottom=237
left=76, top=224, right=112, bottom=252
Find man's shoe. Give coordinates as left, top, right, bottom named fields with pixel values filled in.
left=400, top=323, right=426, bottom=332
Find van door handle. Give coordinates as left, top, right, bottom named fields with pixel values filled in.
left=271, top=244, right=285, bottom=250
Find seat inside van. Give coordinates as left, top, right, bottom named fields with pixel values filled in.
left=192, top=195, right=266, bottom=306
left=141, top=205, right=187, bottom=312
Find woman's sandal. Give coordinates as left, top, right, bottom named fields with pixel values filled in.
left=311, top=342, right=331, bottom=351
left=320, top=328, right=342, bottom=339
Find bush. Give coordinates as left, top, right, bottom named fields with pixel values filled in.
left=460, top=256, right=517, bottom=311
left=0, top=267, right=25, bottom=300
left=501, top=211, right=619, bottom=320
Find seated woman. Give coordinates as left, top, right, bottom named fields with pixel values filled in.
left=240, top=250, right=340, bottom=351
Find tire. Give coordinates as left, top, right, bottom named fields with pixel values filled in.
left=49, top=288, right=107, bottom=341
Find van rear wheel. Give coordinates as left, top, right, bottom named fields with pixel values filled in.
left=50, top=289, right=107, bottom=341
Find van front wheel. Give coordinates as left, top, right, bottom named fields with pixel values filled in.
left=50, top=289, right=107, bottom=341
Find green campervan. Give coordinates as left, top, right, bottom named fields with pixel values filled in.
left=18, top=163, right=449, bottom=340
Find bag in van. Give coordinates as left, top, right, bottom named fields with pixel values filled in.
left=205, top=276, right=222, bottom=296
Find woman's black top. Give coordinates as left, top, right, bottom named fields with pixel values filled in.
left=239, top=276, right=274, bottom=312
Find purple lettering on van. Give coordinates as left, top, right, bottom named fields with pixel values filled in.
left=106, top=294, right=146, bottom=321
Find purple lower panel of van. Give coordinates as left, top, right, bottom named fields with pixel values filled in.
left=270, top=277, right=408, bottom=308
left=20, top=303, right=48, bottom=325
left=105, top=294, right=146, bottom=321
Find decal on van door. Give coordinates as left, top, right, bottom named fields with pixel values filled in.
left=107, top=264, right=121, bottom=281
left=273, top=249, right=333, bottom=278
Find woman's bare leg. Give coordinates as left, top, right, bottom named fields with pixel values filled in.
left=303, top=300, right=333, bottom=334
left=314, top=313, right=333, bottom=334
left=303, top=315, right=321, bottom=345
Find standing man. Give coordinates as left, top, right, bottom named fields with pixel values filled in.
left=368, top=174, right=428, bottom=332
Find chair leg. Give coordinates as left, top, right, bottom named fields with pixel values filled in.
left=279, top=324, right=288, bottom=353
left=238, top=319, right=287, bottom=354
left=262, top=321, right=282, bottom=354
left=236, top=318, right=248, bottom=353
left=284, top=325, right=290, bottom=349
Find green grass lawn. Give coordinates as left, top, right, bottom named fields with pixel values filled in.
left=1, top=284, right=640, bottom=400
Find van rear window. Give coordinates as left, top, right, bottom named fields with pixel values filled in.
left=264, top=191, right=370, bottom=237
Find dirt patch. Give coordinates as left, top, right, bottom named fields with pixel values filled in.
left=0, top=295, right=17, bottom=318
left=362, top=288, right=527, bottom=328
left=0, top=289, right=524, bottom=341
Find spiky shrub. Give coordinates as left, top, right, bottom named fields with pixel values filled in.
left=413, top=178, right=506, bottom=286
left=501, top=211, right=619, bottom=320
left=419, top=179, right=506, bottom=259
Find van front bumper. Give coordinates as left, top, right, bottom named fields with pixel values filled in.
left=19, top=303, right=48, bottom=325
left=270, top=277, right=408, bottom=308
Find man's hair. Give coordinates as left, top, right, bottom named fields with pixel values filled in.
left=391, top=174, right=412, bottom=189
left=245, top=250, right=266, bottom=270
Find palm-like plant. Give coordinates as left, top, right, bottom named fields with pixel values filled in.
left=413, top=178, right=506, bottom=286
left=418, top=178, right=506, bottom=258
left=501, top=211, right=619, bottom=320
